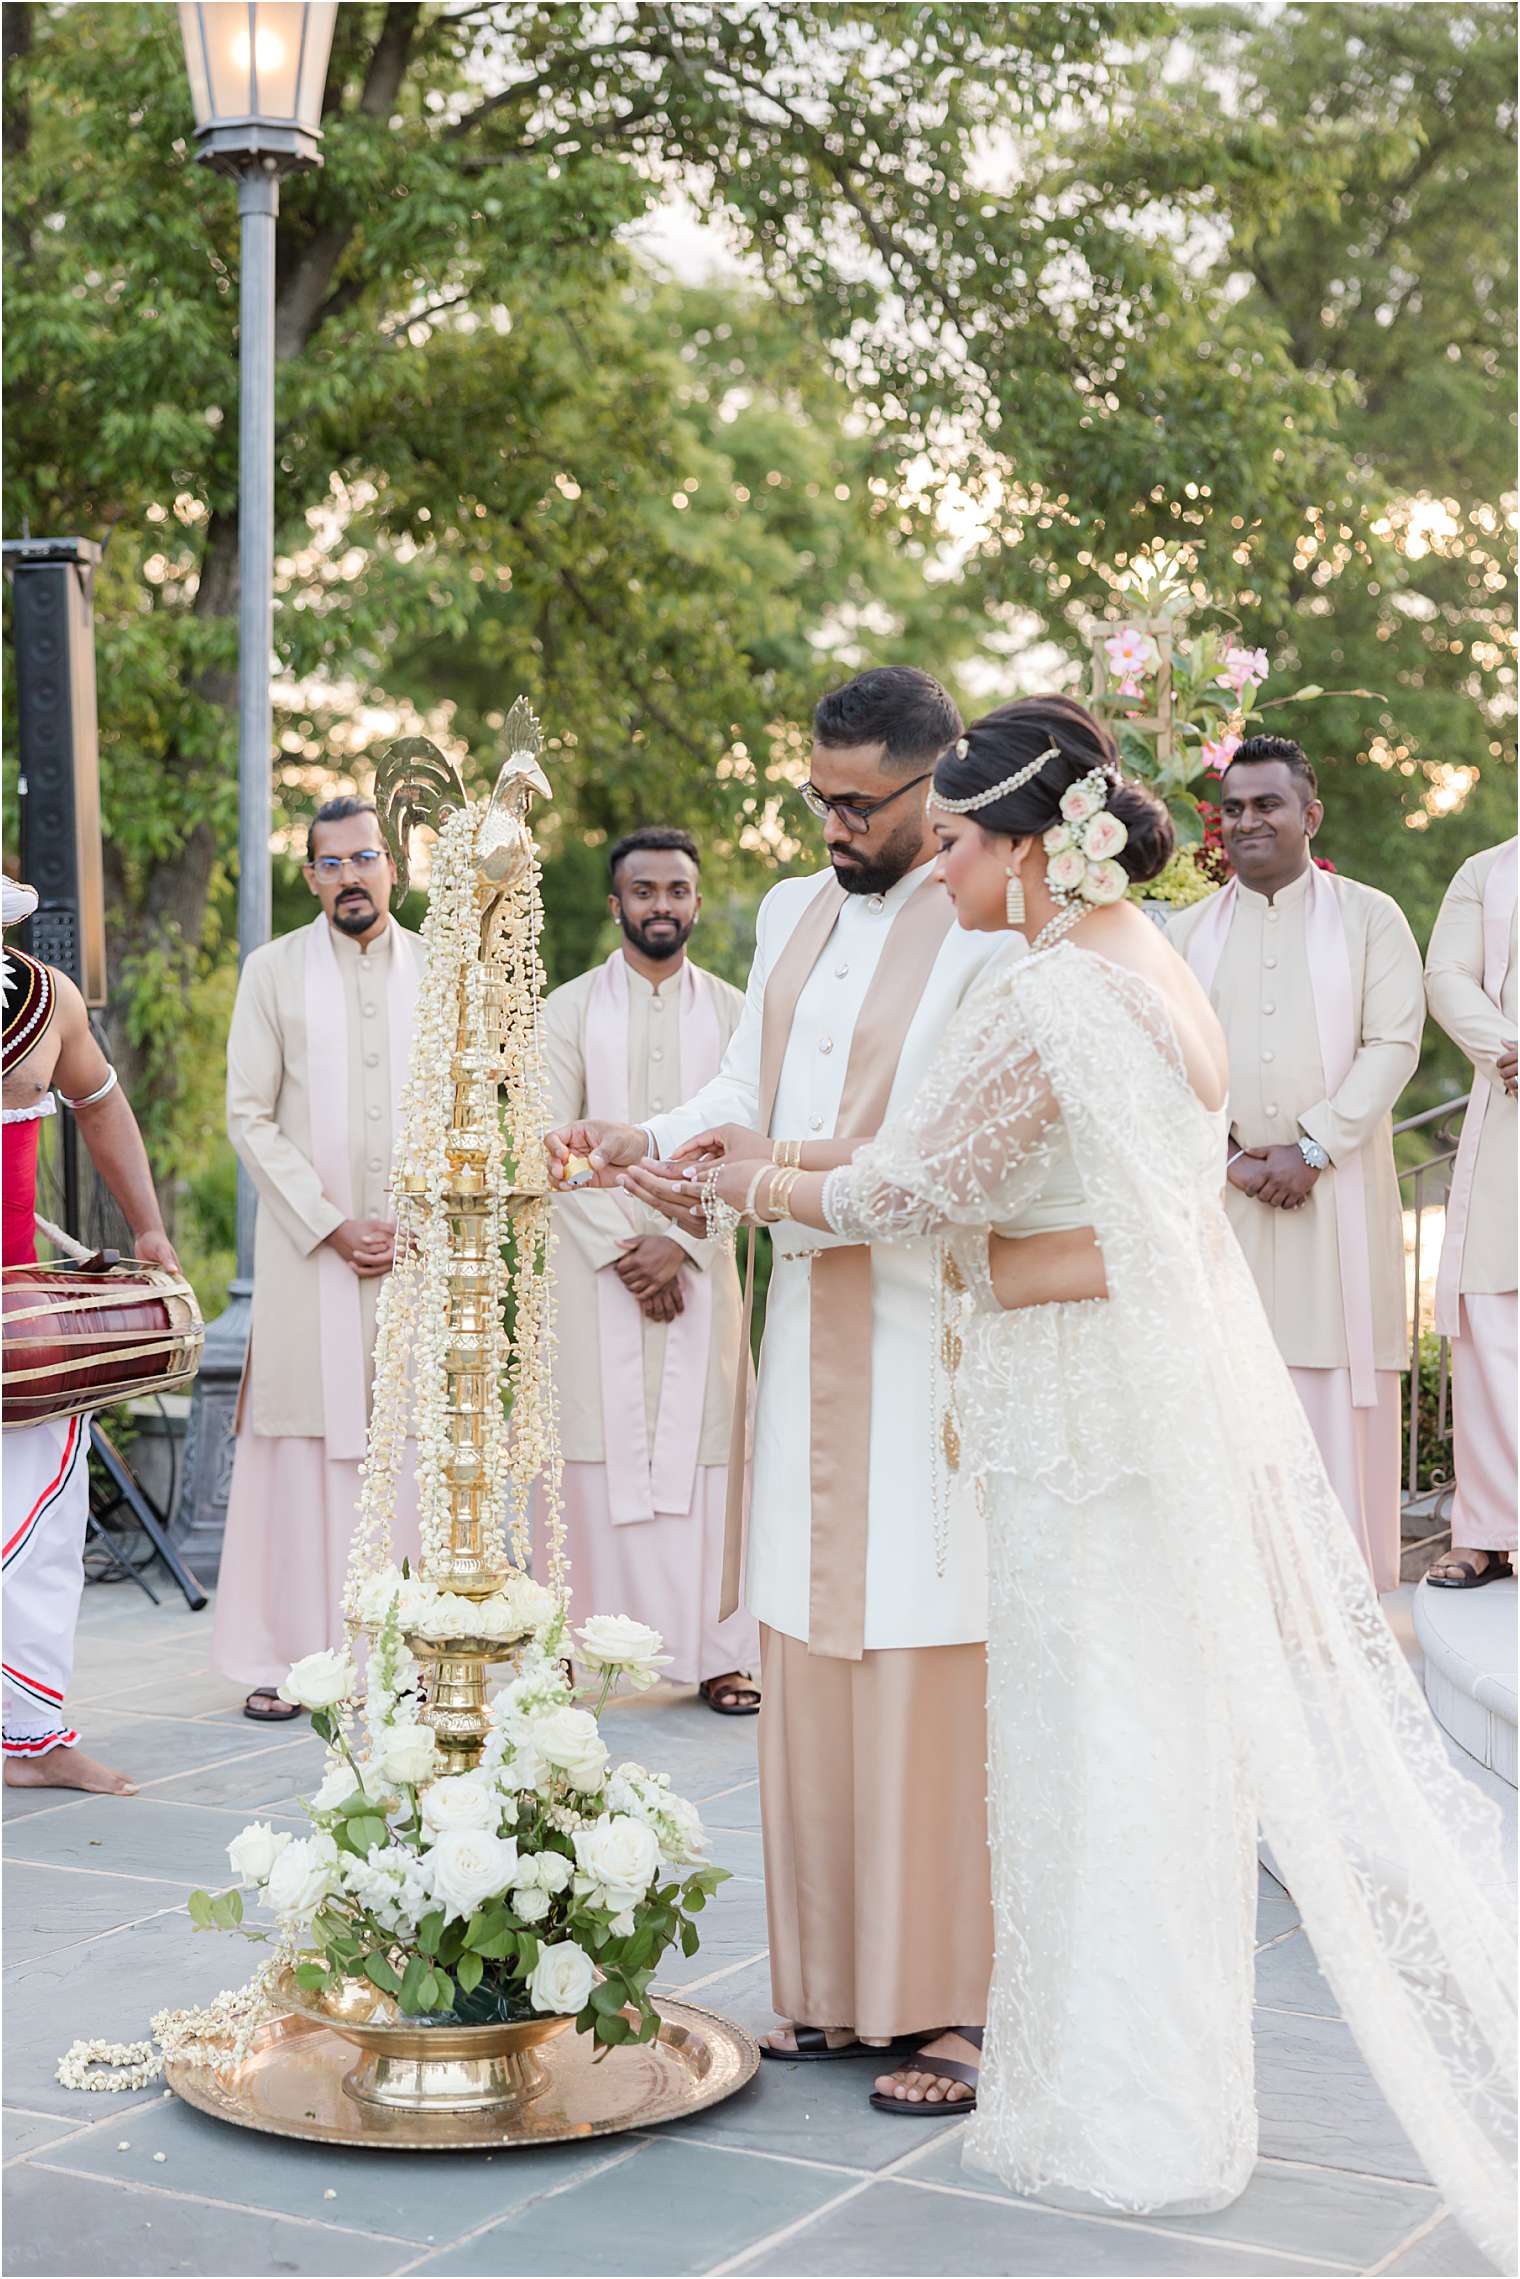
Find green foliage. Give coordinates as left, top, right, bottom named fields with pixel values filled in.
left=4, top=0, right=1512, bottom=1277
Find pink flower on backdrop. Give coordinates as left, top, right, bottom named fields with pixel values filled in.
left=1104, top=625, right=1158, bottom=699
left=1199, top=732, right=1242, bottom=777
left=1216, top=645, right=1270, bottom=696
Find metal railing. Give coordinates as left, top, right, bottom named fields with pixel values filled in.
left=1395, top=1093, right=1469, bottom=1540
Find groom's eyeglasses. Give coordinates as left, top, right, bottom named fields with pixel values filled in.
left=798, top=772, right=931, bottom=835
left=311, top=850, right=388, bottom=880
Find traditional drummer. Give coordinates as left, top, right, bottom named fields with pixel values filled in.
left=1, top=875, right=180, bottom=1797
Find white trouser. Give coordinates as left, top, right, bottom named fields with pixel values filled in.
left=3, top=1415, right=90, bottom=1756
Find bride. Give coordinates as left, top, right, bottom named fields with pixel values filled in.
left=613, top=693, right=1515, bottom=2258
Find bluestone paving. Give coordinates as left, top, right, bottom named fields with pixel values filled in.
left=1, top=2161, right=415, bottom=2276
left=1384, top=2217, right=1499, bottom=2275
left=900, top=2139, right=1439, bottom=2268
left=409, top=2138, right=852, bottom=2276
left=734, top=2176, right=1334, bottom=2277
left=3, top=1861, right=193, bottom=1964
left=1, top=1585, right=1486, bottom=2277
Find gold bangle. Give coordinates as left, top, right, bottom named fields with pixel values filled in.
left=771, top=1138, right=802, bottom=1170
left=762, top=1166, right=803, bottom=1224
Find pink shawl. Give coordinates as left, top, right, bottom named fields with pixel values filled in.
left=1186, top=867, right=1378, bottom=1407
left=304, top=918, right=420, bottom=1459
left=584, top=953, right=723, bottom=1523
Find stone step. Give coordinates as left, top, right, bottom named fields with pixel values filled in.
left=1412, top=1573, right=1517, bottom=1788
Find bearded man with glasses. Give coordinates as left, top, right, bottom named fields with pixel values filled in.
left=547, top=666, right=1013, bottom=2105
left=210, top=796, right=427, bottom=1720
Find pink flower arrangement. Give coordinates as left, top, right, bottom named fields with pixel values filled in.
left=1103, top=625, right=1158, bottom=699
left=1199, top=732, right=1242, bottom=777
left=1216, top=645, right=1270, bottom=696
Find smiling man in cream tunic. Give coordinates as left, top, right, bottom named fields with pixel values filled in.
left=1169, top=737, right=1424, bottom=1593
left=548, top=667, right=1013, bottom=2114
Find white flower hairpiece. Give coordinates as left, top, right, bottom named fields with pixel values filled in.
left=1042, top=770, right=1128, bottom=906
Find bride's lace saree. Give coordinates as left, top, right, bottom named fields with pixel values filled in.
left=823, top=942, right=1515, bottom=2261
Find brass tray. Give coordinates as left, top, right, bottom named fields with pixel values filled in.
left=165, top=1994, right=760, bottom=2151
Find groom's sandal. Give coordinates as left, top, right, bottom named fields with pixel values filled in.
left=760, top=2028, right=929, bottom=2064
left=869, top=2026, right=982, bottom=2115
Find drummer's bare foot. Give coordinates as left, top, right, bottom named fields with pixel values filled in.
left=4, top=1747, right=137, bottom=1796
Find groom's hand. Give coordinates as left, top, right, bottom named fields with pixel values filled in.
left=545, top=1118, right=649, bottom=1187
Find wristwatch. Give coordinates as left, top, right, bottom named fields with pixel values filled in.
left=1296, top=1135, right=1330, bottom=1172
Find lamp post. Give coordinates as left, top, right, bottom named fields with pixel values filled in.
left=171, top=2, right=338, bottom=1575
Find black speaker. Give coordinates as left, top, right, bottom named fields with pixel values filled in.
left=4, top=535, right=107, bottom=1005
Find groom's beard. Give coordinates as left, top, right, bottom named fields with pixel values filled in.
left=829, top=814, right=925, bottom=898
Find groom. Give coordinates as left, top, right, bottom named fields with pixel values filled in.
left=548, top=667, right=1009, bottom=2107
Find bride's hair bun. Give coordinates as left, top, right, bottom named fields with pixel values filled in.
left=932, top=692, right=1174, bottom=886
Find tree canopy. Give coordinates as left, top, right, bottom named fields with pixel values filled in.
left=3, top=1, right=1512, bottom=1285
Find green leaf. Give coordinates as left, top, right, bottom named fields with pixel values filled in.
left=310, top=1710, right=334, bottom=1746
left=417, top=1910, right=445, bottom=1957
left=679, top=1920, right=700, bottom=1958
left=347, top=1815, right=389, bottom=1856
left=363, top=1954, right=402, bottom=1996
left=590, top=1979, right=627, bottom=2016
left=294, top=1962, right=329, bottom=1993
left=187, top=1889, right=215, bottom=1928
left=456, top=1951, right=484, bottom=1995
left=634, top=2008, right=662, bottom=2044
left=1163, top=793, right=1205, bottom=848
left=399, top=1955, right=430, bottom=2015
left=594, top=2011, right=631, bottom=2047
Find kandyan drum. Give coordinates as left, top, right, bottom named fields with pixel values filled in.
left=1, top=1259, right=204, bottom=1429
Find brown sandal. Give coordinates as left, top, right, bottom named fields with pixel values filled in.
left=699, top=1674, right=761, bottom=1716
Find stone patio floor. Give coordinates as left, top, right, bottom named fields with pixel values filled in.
left=2, top=1576, right=1505, bottom=2279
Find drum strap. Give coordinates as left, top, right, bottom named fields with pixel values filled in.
left=2, top=949, right=55, bottom=1076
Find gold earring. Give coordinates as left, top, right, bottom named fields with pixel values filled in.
left=1005, top=869, right=1026, bottom=926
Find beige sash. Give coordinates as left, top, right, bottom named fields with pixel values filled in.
left=720, top=871, right=956, bottom=1657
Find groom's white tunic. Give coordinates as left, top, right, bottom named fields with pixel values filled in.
left=645, top=862, right=1011, bottom=1651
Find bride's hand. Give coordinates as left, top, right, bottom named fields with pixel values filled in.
left=618, top=1155, right=753, bottom=1237
left=668, top=1123, right=770, bottom=1168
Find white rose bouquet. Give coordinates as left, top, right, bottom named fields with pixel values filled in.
left=188, top=1592, right=726, bottom=2053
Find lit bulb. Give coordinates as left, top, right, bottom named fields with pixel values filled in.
left=230, top=27, right=287, bottom=75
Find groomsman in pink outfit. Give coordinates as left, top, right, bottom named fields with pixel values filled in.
left=1169, top=738, right=1425, bottom=1592
left=534, top=829, right=758, bottom=1711
left=211, top=797, right=425, bottom=1719
left=1423, top=838, right=1517, bottom=1588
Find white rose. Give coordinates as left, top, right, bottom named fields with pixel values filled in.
left=264, top=1834, right=341, bottom=1923
left=512, top=1884, right=552, bottom=1923
left=278, top=1648, right=357, bottom=1712
left=375, top=1721, right=440, bottom=1788
left=1045, top=847, right=1087, bottom=897
left=1082, top=811, right=1129, bottom=861
left=506, top=1576, right=560, bottom=1635
left=533, top=1851, right=573, bottom=1894
left=226, top=1820, right=292, bottom=1887
left=307, top=1762, right=362, bottom=1819
left=532, top=1707, right=609, bottom=1794
left=426, top=1828, right=520, bottom=1922
left=1042, top=822, right=1072, bottom=855
left=575, top=1615, right=670, bottom=1681
left=1080, top=857, right=1130, bottom=906
left=573, top=1813, right=662, bottom=1912
left=1059, top=780, right=1105, bottom=824
left=609, top=1911, right=636, bottom=1938
left=420, top=1772, right=501, bottom=1838
left=527, top=1941, right=596, bottom=2016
